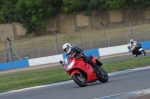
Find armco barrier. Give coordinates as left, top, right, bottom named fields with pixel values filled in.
left=0, top=60, right=29, bottom=71
left=28, top=54, right=63, bottom=66
left=0, top=41, right=150, bottom=71
left=98, top=44, right=129, bottom=56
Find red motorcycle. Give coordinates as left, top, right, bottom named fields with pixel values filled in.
left=60, top=55, right=109, bottom=87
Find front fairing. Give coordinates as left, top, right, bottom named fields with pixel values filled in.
left=139, top=48, right=143, bottom=51
left=77, top=63, right=97, bottom=82
left=65, top=57, right=97, bottom=82
left=64, top=57, right=82, bottom=72
left=65, top=59, right=75, bottom=71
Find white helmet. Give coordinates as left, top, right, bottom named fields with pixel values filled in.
left=62, top=43, right=71, bottom=54
left=130, top=39, right=134, bottom=43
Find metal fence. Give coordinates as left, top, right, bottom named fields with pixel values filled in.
left=1, top=23, right=150, bottom=63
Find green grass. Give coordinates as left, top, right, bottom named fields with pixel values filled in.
left=0, top=68, right=71, bottom=92
left=103, top=56, right=150, bottom=72
left=0, top=56, right=150, bottom=92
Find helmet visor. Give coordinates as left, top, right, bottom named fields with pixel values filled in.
left=64, top=48, right=69, bottom=53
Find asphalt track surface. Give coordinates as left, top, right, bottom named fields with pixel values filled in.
left=0, top=52, right=150, bottom=99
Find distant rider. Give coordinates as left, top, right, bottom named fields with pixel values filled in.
left=128, top=39, right=141, bottom=55
left=60, top=43, right=100, bottom=77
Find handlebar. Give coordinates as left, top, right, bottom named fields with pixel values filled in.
left=97, top=56, right=100, bottom=59
left=75, top=52, right=83, bottom=59
left=59, top=60, right=64, bottom=66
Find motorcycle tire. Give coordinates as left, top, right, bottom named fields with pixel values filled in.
left=72, top=73, right=87, bottom=87
left=141, top=50, right=146, bottom=56
left=97, top=67, right=109, bottom=83
left=134, top=54, right=138, bottom=57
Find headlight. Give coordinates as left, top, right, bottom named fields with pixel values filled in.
left=65, top=60, right=75, bottom=70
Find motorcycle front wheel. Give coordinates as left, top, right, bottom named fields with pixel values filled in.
left=97, top=67, right=109, bottom=83
left=72, top=73, right=87, bottom=87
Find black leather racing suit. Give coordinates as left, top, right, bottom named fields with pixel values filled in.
left=67, top=46, right=99, bottom=72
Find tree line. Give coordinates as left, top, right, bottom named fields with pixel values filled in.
left=0, top=0, right=150, bottom=34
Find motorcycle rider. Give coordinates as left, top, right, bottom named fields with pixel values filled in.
left=129, top=39, right=141, bottom=55
left=60, top=43, right=100, bottom=77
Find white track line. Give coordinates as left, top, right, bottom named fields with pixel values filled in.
left=94, top=88, right=150, bottom=99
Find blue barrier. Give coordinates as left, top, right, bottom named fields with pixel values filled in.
left=140, top=41, right=150, bottom=50
left=0, top=60, right=29, bottom=71
left=84, top=49, right=99, bottom=57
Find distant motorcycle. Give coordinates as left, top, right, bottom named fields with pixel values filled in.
left=128, top=44, right=146, bottom=57
left=60, top=54, right=108, bottom=87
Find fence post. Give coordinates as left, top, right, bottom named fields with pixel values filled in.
left=38, top=48, right=40, bottom=57
left=126, top=18, right=133, bottom=39
left=101, top=22, right=108, bottom=47
left=55, top=45, right=58, bottom=55
left=126, top=33, right=129, bottom=43
left=28, top=34, right=35, bottom=58
left=6, top=37, right=13, bottom=62
left=52, top=30, right=59, bottom=54
left=43, top=39, right=46, bottom=56
left=76, top=26, right=83, bottom=48
left=107, top=37, right=110, bottom=46
left=20, top=50, right=23, bottom=59
left=145, top=31, right=149, bottom=41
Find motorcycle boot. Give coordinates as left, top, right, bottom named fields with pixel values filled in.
left=90, top=62, right=101, bottom=78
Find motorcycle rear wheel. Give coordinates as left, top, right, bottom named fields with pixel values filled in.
left=72, top=73, right=87, bottom=87
left=141, top=50, right=146, bottom=56
left=97, top=67, right=109, bottom=83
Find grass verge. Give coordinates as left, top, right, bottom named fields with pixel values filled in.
left=0, top=56, right=150, bottom=92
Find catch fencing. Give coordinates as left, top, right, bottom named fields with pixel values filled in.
left=0, top=23, right=150, bottom=63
